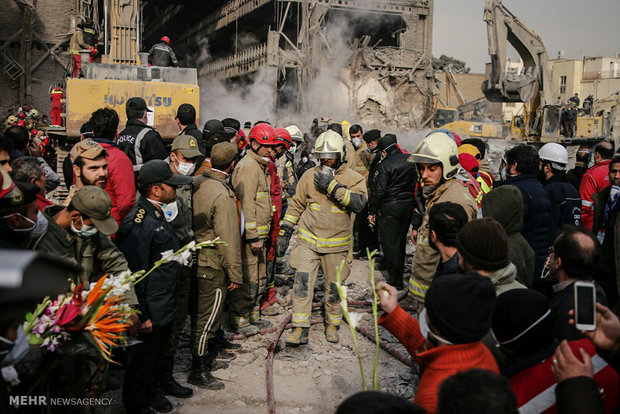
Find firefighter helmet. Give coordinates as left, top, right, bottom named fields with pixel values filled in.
left=6, top=116, right=17, bottom=127
left=314, top=130, right=345, bottom=160
left=539, top=142, right=568, bottom=170
left=285, top=125, right=304, bottom=143
left=459, top=144, right=481, bottom=160
left=29, top=109, right=39, bottom=120
left=274, top=128, right=292, bottom=150
left=248, top=123, right=278, bottom=146
left=161, top=36, right=170, bottom=44
left=408, top=131, right=460, bottom=180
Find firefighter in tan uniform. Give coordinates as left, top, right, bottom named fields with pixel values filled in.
left=407, top=132, right=478, bottom=305
left=230, top=123, right=278, bottom=334
left=190, top=142, right=242, bottom=390
left=278, top=130, right=368, bottom=346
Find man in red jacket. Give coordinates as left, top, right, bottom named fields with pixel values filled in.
left=491, top=288, right=619, bottom=413
left=87, top=108, right=136, bottom=224
left=377, top=272, right=498, bottom=414
left=580, top=141, right=613, bottom=230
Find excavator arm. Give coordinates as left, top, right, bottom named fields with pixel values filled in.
left=481, top=0, right=549, bottom=108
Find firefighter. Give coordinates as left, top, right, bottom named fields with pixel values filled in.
left=148, top=36, right=178, bottom=67
left=190, top=142, right=242, bottom=390
left=69, top=20, right=91, bottom=77
left=49, top=85, right=63, bottom=127
left=407, top=132, right=478, bottom=307
left=229, top=123, right=278, bottom=335
left=278, top=130, right=368, bottom=346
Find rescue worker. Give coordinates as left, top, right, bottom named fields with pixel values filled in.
left=69, top=20, right=90, bottom=77
left=368, top=134, right=417, bottom=289
left=278, top=130, right=368, bottom=345
left=190, top=142, right=242, bottom=390
left=537, top=143, right=582, bottom=240
left=349, top=125, right=368, bottom=179
left=326, top=120, right=357, bottom=170
left=459, top=140, right=494, bottom=194
left=583, top=94, right=594, bottom=115
left=159, top=135, right=203, bottom=400
left=580, top=141, right=613, bottom=231
left=230, top=123, right=278, bottom=335
left=117, top=160, right=193, bottom=414
left=561, top=102, right=578, bottom=138
left=148, top=36, right=178, bottom=67
left=286, top=124, right=305, bottom=155
left=117, top=97, right=168, bottom=173
left=407, top=131, right=478, bottom=306
left=49, top=85, right=63, bottom=126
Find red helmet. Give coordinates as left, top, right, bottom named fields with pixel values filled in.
left=248, top=123, right=278, bottom=146
left=237, top=129, right=248, bottom=150
left=17, top=120, right=26, bottom=127
left=31, top=129, right=39, bottom=136
left=17, top=112, right=26, bottom=119
left=274, top=128, right=292, bottom=150
left=161, top=36, right=170, bottom=44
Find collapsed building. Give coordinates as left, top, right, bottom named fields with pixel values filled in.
left=142, top=0, right=436, bottom=129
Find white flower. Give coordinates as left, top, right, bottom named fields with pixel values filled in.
left=348, top=312, right=364, bottom=329
left=339, top=285, right=348, bottom=313
left=160, top=249, right=175, bottom=262
left=185, top=241, right=196, bottom=251
left=160, top=249, right=192, bottom=266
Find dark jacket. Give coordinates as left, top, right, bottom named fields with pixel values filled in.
left=503, top=174, right=553, bottom=277
left=296, top=159, right=316, bottom=180
left=567, top=164, right=587, bottom=191
left=117, top=119, right=168, bottom=169
left=117, top=197, right=180, bottom=327
left=481, top=185, right=536, bottom=287
left=148, top=42, right=178, bottom=67
left=543, top=173, right=582, bottom=241
left=179, top=124, right=206, bottom=173
left=550, top=279, right=607, bottom=341
left=368, top=147, right=416, bottom=214
left=556, top=376, right=605, bottom=414
left=592, top=186, right=620, bottom=276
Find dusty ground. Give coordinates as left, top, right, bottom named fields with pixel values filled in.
left=100, top=255, right=417, bottom=414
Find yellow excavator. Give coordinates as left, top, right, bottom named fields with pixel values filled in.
left=49, top=0, right=199, bottom=142
left=481, top=0, right=608, bottom=143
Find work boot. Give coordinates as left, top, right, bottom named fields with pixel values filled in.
left=325, top=325, right=339, bottom=343
left=148, top=389, right=173, bottom=413
left=261, top=303, right=281, bottom=316
left=187, top=354, right=225, bottom=390
left=216, top=330, right=242, bottom=351
left=208, top=338, right=236, bottom=361
left=251, top=318, right=272, bottom=329
left=236, top=323, right=259, bottom=337
left=159, top=357, right=193, bottom=398
left=285, top=327, right=309, bottom=347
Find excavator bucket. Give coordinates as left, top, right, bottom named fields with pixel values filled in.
left=481, top=71, right=538, bottom=103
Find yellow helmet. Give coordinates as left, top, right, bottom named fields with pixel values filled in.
left=314, top=130, right=345, bottom=160
left=6, top=116, right=17, bottom=127
left=459, top=144, right=481, bottom=160
left=29, top=109, right=39, bottom=119
left=408, top=131, right=460, bottom=180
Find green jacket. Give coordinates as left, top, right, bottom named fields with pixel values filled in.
left=481, top=185, right=536, bottom=287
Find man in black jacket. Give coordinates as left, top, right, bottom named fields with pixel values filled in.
left=368, top=134, right=416, bottom=289
left=502, top=144, right=553, bottom=284
left=538, top=143, right=582, bottom=241
left=117, top=97, right=168, bottom=174
left=148, top=36, right=178, bottom=67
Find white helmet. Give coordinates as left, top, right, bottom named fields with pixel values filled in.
left=314, top=130, right=345, bottom=160
left=408, top=131, right=460, bottom=180
left=539, top=142, right=568, bottom=170
left=285, top=125, right=304, bottom=143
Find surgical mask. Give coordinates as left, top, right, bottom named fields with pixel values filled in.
left=302, top=157, right=309, bottom=164
left=149, top=199, right=178, bottom=222
left=351, top=138, right=361, bottom=149
left=418, top=308, right=453, bottom=345
left=289, top=145, right=297, bottom=154
left=5, top=213, right=36, bottom=233
left=499, top=167, right=516, bottom=182
left=611, top=185, right=620, bottom=202
left=71, top=221, right=98, bottom=237
left=174, top=158, right=195, bottom=176
left=1, top=326, right=30, bottom=368
left=29, top=211, right=48, bottom=239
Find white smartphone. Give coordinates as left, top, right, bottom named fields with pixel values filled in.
left=574, top=280, right=597, bottom=331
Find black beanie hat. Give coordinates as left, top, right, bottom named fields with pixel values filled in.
left=363, top=129, right=381, bottom=143
left=491, top=289, right=555, bottom=355
left=425, top=272, right=496, bottom=344
left=456, top=218, right=509, bottom=271
left=377, top=134, right=397, bottom=152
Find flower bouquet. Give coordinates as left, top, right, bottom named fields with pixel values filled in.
left=22, top=239, right=224, bottom=363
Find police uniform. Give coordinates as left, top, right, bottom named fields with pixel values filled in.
left=117, top=196, right=180, bottom=411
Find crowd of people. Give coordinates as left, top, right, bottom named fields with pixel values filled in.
left=1, top=95, right=620, bottom=414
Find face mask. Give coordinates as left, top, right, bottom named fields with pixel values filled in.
left=611, top=185, right=620, bottom=202
left=71, top=220, right=98, bottom=237
left=351, top=138, right=361, bottom=150
left=29, top=211, right=48, bottom=239
left=289, top=145, right=297, bottom=154
left=149, top=199, right=178, bottom=222
left=174, top=156, right=195, bottom=176
left=302, top=157, right=309, bottom=163
left=1, top=326, right=30, bottom=367
left=321, top=165, right=334, bottom=176
left=6, top=213, right=36, bottom=233
left=419, top=308, right=453, bottom=345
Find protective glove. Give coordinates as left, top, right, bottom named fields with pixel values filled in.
left=314, top=169, right=334, bottom=194
left=276, top=225, right=294, bottom=257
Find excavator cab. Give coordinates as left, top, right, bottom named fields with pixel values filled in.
left=433, top=108, right=458, bottom=128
